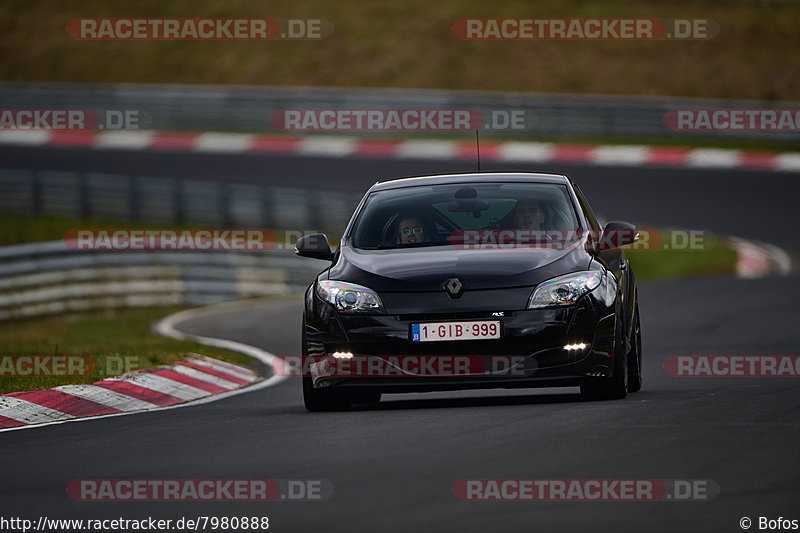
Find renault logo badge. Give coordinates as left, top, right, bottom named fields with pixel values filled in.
left=443, top=277, right=465, bottom=299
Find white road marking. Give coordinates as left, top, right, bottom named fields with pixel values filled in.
left=188, top=354, right=257, bottom=380
left=95, top=130, right=155, bottom=150
left=54, top=384, right=159, bottom=411
left=687, top=149, right=739, bottom=168
left=0, top=130, right=51, bottom=146
left=776, top=153, right=800, bottom=172
left=0, top=396, right=73, bottom=424
left=194, top=132, right=254, bottom=152
left=591, top=145, right=649, bottom=166
left=170, top=364, right=241, bottom=390
left=109, top=372, right=211, bottom=401
left=298, top=136, right=357, bottom=156
left=396, top=140, right=458, bottom=159
left=496, top=142, right=554, bottom=162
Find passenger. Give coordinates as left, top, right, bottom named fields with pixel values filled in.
left=512, top=199, right=546, bottom=230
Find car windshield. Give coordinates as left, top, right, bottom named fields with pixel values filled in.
left=350, top=182, right=580, bottom=249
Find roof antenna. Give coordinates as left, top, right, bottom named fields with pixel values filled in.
left=475, top=129, right=481, bottom=172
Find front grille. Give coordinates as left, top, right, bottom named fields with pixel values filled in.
left=398, top=311, right=514, bottom=321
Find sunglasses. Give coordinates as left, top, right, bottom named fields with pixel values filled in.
left=401, top=226, right=424, bottom=236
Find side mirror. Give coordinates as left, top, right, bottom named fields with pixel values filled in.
left=295, top=233, right=335, bottom=261
left=597, top=221, right=638, bottom=251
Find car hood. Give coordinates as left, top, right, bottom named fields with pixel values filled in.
left=328, top=245, right=592, bottom=292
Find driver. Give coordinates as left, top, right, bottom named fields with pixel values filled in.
left=397, top=216, right=428, bottom=244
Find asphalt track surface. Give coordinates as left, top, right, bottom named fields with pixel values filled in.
left=1, top=145, right=799, bottom=532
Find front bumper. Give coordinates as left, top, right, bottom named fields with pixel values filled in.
left=305, top=285, right=618, bottom=392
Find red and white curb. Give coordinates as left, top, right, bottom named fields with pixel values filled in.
left=1, top=129, right=799, bottom=172
left=0, top=302, right=287, bottom=433
left=729, top=237, right=792, bottom=278
left=0, top=355, right=256, bottom=430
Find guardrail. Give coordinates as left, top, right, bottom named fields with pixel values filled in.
left=0, top=166, right=357, bottom=321
left=1, top=82, right=797, bottom=142
left=0, top=240, right=324, bottom=321
left=0, top=167, right=362, bottom=229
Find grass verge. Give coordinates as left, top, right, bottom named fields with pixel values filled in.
left=0, top=213, right=186, bottom=248
left=626, top=240, right=737, bottom=279
left=2, top=0, right=798, bottom=101
left=0, top=212, right=341, bottom=250
left=0, top=306, right=259, bottom=396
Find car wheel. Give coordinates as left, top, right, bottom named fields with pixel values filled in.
left=302, top=375, right=352, bottom=412
left=581, top=314, right=628, bottom=401
left=627, top=302, right=642, bottom=393
left=301, top=321, right=352, bottom=412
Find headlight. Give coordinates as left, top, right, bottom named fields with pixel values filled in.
left=527, top=271, right=602, bottom=309
left=316, top=280, right=385, bottom=314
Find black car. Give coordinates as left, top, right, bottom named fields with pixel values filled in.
left=296, top=172, right=642, bottom=411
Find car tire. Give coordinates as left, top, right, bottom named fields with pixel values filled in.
left=627, top=302, right=643, bottom=393
left=301, top=321, right=352, bottom=412
left=302, top=375, right=352, bottom=412
left=581, top=313, right=628, bottom=401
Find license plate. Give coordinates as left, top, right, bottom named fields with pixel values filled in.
left=410, top=320, right=501, bottom=342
